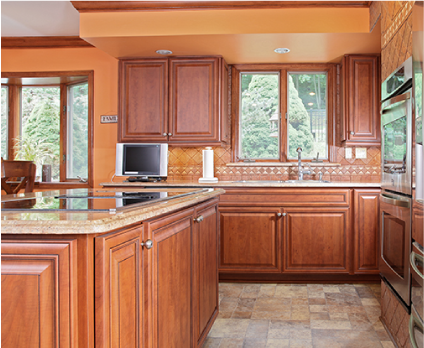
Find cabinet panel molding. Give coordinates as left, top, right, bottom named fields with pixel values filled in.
left=1, top=240, right=78, bottom=348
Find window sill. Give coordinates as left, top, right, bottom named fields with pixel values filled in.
left=226, top=162, right=341, bottom=167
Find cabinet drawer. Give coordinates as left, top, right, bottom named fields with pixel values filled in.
left=219, top=188, right=351, bottom=207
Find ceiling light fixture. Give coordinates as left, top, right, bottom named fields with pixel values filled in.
left=156, top=49, right=173, bottom=55
left=274, top=48, right=290, bottom=54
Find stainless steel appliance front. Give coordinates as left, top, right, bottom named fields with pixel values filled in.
left=410, top=242, right=424, bottom=348
left=381, top=91, right=413, bottom=196
left=380, top=191, right=412, bottom=307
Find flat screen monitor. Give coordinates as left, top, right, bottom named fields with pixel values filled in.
left=115, top=143, right=168, bottom=179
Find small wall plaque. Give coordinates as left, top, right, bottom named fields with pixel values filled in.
left=101, top=115, right=118, bottom=123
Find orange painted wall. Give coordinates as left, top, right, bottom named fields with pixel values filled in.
left=1, top=47, right=119, bottom=187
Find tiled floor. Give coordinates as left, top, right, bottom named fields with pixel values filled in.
left=203, top=283, right=396, bottom=348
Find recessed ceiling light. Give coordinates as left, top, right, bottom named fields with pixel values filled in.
left=156, top=49, right=173, bottom=55
left=274, top=48, right=290, bottom=54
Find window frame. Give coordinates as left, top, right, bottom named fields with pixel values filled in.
left=231, top=63, right=337, bottom=163
left=1, top=71, right=94, bottom=188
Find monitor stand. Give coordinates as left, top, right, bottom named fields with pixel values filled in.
left=126, top=176, right=166, bottom=183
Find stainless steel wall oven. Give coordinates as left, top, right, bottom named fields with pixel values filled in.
left=380, top=57, right=413, bottom=310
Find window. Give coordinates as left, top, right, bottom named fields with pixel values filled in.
left=1, top=86, right=8, bottom=159
left=234, top=65, right=334, bottom=162
left=2, top=71, right=93, bottom=186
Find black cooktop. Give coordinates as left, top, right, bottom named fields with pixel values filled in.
left=1, top=189, right=206, bottom=213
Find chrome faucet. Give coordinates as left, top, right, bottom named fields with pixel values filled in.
left=297, top=147, right=311, bottom=180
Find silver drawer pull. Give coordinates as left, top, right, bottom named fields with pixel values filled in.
left=194, top=215, right=204, bottom=223
left=380, top=194, right=410, bottom=208
left=410, top=251, right=424, bottom=280
left=409, top=312, right=424, bottom=348
left=168, top=133, right=173, bottom=136
left=141, top=239, right=153, bottom=249
left=350, top=131, right=355, bottom=135
left=163, top=133, right=167, bottom=136
left=276, top=213, right=286, bottom=217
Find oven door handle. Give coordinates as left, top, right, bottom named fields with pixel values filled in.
left=381, top=92, right=411, bottom=112
left=410, top=251, right=424, bottom=280
left=409, top=311, right=424, bottom=348
left=380, top=194, right=411, bottom=208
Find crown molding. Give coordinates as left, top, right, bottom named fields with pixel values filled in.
left=1, top=36, right=94, bottom=49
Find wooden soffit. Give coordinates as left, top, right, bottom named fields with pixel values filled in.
left=1, top=37, right=94, bottom=49
left=71, top=1, right=372, bottom=12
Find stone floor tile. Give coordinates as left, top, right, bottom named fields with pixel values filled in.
left=308, top=297, right=326, bottom=305
left=242, top=338, right=267, bottom=348
left=254, top=298, right=292, bottom=312
left=292, top=298, right=309, bottom=306
left=220, top=297, right=240, bottom=312
left=323, top=285, right=341, bottom=293
left=290, top=328, right=312, bottom=340
left=236, top=298, right=256, bottom=312
left=245, top=319, right=269, bottom=339
left=381, top=341, right=396, bottom=348
left=310, top=319, right=352, bottom=330
left=241, top=284, right=261, bottom=299
left=219, top=311, right=234, bottom=319
left=327, top=305, right=366, bottom=314
left=289, top=339, right=313, bottom=348
left=265, top=338, right=290, bottom=347
left=348, top=312, right=374, bottom=330
left=258, top=285, right=276, bottom=298
left=329, top=312, right=349, bottom=320
left=202, top=337, right=221, bottom=348
left=356, top=287, right=377, bottom=299
left=361, top=297, right=381, bottom=306
left=251, top=310, right=291, bottom=321
left=311, top=312, right=330, bottom=320
left=325, top=293, right=362, bottom=307
left=220, top=284, right=244, bottom=298
left=208, top=319, right=250, bottom=338
left=231, top=311, right=252, bottom=319
left=219, top=338, right=244, bottom=348
left=312, top=338, right=344, bottom=348
left=375, top=329, right=392, bottom=341
left=309, top=305, right=328, bottom=313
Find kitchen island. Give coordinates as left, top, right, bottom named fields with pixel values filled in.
left=1, top=187, right=224, bottom=348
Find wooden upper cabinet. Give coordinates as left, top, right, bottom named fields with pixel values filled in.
left=118, top=56, right=229, bottom=145
left=119, top=59, right=169, bottom=142
left=342, top=55, right=380, bottom=145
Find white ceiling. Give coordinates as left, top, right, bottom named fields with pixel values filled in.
left=1, top=1, right=80, bottom=37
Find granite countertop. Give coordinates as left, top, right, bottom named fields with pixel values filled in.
left=1, top=187, right=224, bottom=235
left=101, top=180, right=381, bottom=188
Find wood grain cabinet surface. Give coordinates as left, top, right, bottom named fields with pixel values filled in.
left=341, top=55, right=381, bottom=145
left=119, top=57, right=229, bottom=145
left=218, top=188, right=380, bottom=282
left=1, top=198, right=220, bottom=348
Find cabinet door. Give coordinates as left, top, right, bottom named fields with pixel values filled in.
left=283, top=207, right=351, bottom=273
left=354, top=190, right=380, bottom=274
left=95, top=225, right=144, bottom=348
left=1, top=239, right=78, bottom=348
left=343, top=55, right=380, bottom=145
left=193, top=200, right=219, bottom=347
left=147, top=208, right=194, bottom=348
left=119, top=59, right=168, bottom=142
left=169, top=58, right=220, bottom=143
left=219, top=206, right=282, bottom=272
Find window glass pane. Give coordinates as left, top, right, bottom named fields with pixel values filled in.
left=240, top=73, right=279, bottom=159
left=1, top=86, right=8, bottom=159
left=67, top=82, right=88, bottom=179
left=18, top=87, right=60, bottom=181
left=287, top=73, right=328, bottom=159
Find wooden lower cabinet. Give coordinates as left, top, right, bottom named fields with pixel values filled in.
left=1, top=238, right=78, bottom=348
left=219, top=206, right=282, bottom=272
left=95, top=225, right=145, bottom=348
left=218, top=188, right=380, bottom=281
left=353, top=189, right=380, bottom=274
left=1, top=198, right=220, bottom=348
left=283, top=208, right=351, bottom=273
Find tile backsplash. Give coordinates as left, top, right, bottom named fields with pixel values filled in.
left=167, top=146, right=381, bottom=183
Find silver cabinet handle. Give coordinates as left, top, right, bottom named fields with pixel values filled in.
left=168, top=133, right=173, bottom=136
left=163, top=133, right=167, bottom=136
left=141, top=239, right=153, bottom=249
left=194, top=215, right=204, bottom=223
left=380, top=193, right=410, bottom=208
left=350, top=131, right=355, bottom=135
left=410, top=251, right=424, bottom=280
left=276, top=213, right=286, bottom=217
left=409, top=312, right=423, bottom=348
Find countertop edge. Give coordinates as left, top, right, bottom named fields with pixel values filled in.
left=1, top=189, right=224, bottom=235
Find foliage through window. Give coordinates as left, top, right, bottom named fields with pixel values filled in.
left=238, top=69, right=328, bottom=161
left=2, top=73, right=91, bottom=184
left=1, top=86, right=8, bottom=159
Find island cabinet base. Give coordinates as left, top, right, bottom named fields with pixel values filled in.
left=1, top=197, right=220, bottom=348
left=218, top=188, right=381, bottom=283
